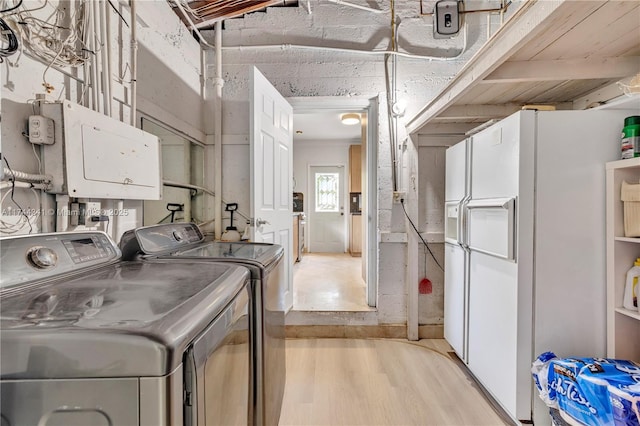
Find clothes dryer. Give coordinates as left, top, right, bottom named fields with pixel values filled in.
left=120, top=223, right=286, bottom=426
left=0, top=231, right=251, bottom=426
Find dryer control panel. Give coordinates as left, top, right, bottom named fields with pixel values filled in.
left=0, top=232, right=120, bottom=289
left=120, top=223, right=205, bottom=257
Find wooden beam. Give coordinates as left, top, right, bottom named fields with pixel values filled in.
left=435, top=104, right=523, bottom=120
left=482, top=57, right=640, bottom=83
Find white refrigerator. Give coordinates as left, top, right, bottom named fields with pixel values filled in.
left=445, top=109, right=632, bottom=424
left=444, top=139, right=469, bottom=362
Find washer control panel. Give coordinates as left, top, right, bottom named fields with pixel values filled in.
left=132, top=223, right=205, bottom=254
left=0, top=232, right=120, bottom=289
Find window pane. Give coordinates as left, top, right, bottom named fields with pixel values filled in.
left=315, top=173, right=339, bottom=212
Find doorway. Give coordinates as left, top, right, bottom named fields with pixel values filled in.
left=289, top=97, right=378, bottom=312
left=308, top=165, right=346, bottom=253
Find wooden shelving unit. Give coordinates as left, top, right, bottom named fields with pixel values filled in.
left=606, top=157, right=640, bottom=361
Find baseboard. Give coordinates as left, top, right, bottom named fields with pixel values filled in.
left=285, top=324, right=406, bottom=338
left=418, top=324, right=444, bottom=339
left=285, top=324, right=444, bottom=339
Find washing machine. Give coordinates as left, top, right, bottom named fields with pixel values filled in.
left=120, top=223, right=286, bottom=426
left=0, top=231, right=251, bottom=426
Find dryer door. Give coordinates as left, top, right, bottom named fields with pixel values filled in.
left=184, top=284, right=251, bottom=426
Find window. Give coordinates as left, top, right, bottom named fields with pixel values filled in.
left=315, top=173, right=339, bottom=212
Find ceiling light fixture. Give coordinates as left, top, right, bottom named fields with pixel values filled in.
left=341, top=113, right=360, bottom=125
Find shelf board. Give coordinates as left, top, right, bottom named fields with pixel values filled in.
left=606, top=157, right=640, bottom=170
left=614, top=237, right=640, bottom=243
left=615, top=307, right=640, bottom=321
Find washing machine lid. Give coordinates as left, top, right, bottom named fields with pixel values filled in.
left=119, top=223, right=284, bottom=267
left=0, top=260, right=249, bottom=379
left=174, top=242, right=284, bottom=268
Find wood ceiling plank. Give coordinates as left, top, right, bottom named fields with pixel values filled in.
left=508, top=1, right=606, bottom=62
left=482, top=57, right=640, bottom=83
left=406, top=0, right=579, bottom=134
left=532, top=1, right=640, bottom=60
left=436, top=104, right=523, bottom=120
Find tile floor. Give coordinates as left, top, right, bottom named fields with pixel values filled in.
left=293, top=253, right=373, bottom=311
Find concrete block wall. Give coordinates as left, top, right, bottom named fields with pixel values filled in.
left=206, top=0, right=510, bottom=325
left=0, top=0, right=203, bottom=240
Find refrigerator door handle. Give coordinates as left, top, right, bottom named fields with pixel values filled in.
left=460, top=196, right=470, bottom=248
left=465, top=197, right=517, bottom=261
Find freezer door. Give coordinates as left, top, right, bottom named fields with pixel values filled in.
left=470, top=113, right=523, bottom=199
left=444, top=243, right=467, bottom=361
left=445, top=139, right=467, bottom=202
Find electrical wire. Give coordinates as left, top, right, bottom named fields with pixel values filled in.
left=2, top=156, right=33, bottom=234
left=0, top=0, right=22, bottom=14
left=400, top=199, right=443, bottom=272
left=0, top=17, right=19, bottom=59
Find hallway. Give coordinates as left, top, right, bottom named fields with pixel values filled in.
left=293, top=253, right=373, bottom=312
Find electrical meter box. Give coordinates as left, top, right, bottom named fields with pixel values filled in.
left=41, top=100, right=162, bottom=200
left=434, top=0, right=460, bottom=38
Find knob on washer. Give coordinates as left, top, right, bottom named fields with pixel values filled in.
left=27, top=246, right=58, bottom=269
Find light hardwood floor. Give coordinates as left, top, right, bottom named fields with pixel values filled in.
left=280, top=338, right=512, bottom=426
left=293, top=253, right=372, bottom=311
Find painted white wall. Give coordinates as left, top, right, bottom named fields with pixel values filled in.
left=0, top=0, right=203, bottom=241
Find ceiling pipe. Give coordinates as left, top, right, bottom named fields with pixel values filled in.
left=221, top=27, right=468, bottom=61
left=172, top=0, right=217, bottom=50
left=213, top=20, right=224, bottom=240
left=130, top=0, right=138, bottom=126
left=327, top=0, right=384, bottom=14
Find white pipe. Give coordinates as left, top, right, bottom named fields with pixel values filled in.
left=92, top=0, right=102, bottom=113
left=172, top=0, right=216, bottom=50
left=222, top=27, right=468, bottom=61
left=2, top=168, right=52, bottom=183
left=111, top=199, right=123, bottom=242
left=99, top=0, right=112, bottom=116
left=163, top=180, right=215, bottom=196
left=105, top=0, right=113, bottom=116
left=327, top=0, right=384, bottom=14
left=305, top=0, right=312, bottom=14
left=214, top=20, right=223, bottom=240
left=55, top=194, right=69, bottom=232
left=130, top=0, right=138, bottom=126
left=87, top=3, right=98, bottom=110
left=0, top=181, right=48, bottom=190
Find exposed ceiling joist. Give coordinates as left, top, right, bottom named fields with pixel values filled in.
left=482, top=56, right=640, bottom=84
left=171, top=0, right=291, bottom=30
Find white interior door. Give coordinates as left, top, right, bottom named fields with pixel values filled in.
left=309, top=165, right=345, bottom=253
left=250, top=67, right=294, bottom=312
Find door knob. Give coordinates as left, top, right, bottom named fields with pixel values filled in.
left=256, top=218, right=270, bottom=226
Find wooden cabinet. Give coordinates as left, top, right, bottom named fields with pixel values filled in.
left=606, top=157, right=640, bottom=361
left=349, top=144, right=361, bottom=193
left=349, top=214, right=362, bottom=257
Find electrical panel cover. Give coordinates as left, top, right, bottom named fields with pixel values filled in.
left=42, top=100, right=162, bottom=200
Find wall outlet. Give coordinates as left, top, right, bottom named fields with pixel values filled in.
left=28, top=115, right=55, bottom=145
left=393, top=191, right=406, bottom=204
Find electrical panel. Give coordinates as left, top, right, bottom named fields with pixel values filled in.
left=434, top=0, right=460, bottom=38
left=41, top=100, right=162, bottom=200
